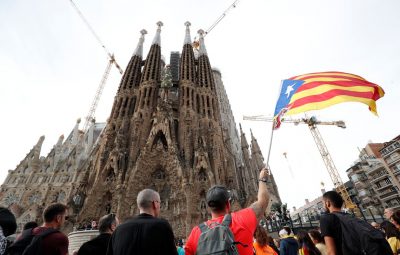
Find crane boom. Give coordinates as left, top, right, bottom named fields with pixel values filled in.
left=68, top=0, right=123, bottom=74
left=243, top=115, right=356, bottom=209
left=82, top=58, right=113, bottom=131
left=307, top=124, right=354, bottom=209
left=68, top=0, right=125, bottom=131
left=193, top=0, right=240, bottom=48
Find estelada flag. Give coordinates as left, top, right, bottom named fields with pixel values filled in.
left=273, top=71, right=385, bottom=129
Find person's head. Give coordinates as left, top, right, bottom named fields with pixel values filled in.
left=391, top=210, right=400, bottom=229
left=322, top=191, right=343, bottom=213
left=0, top=207, right=17, bottom=237
left=254, top=225, right=269, bottom=246
left=206, top=185, right=230, bottom=216
left=297, top=230, right=318, bottom=252
left=371, top=222, right=380, bottom=229
left=273, top=238, right=280, bottom=248
left=91, top=220, right=98, bottom=229
left=137, top=189, right=161, bottom=217
left=98, top=213, right=119, bottom=234
left=23, top=221, right=38, bottom=230
left=308, top=229, right=325, bottom=245
left=43, top=203, right=68, bottom=230
left=279, top=226, right=292, bottom=237
left=384, top=208, right=394, bottom=220
left=381, top=220, right=400, bottom=239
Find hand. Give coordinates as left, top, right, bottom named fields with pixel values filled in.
left=259, top=168, right=269, bottom=179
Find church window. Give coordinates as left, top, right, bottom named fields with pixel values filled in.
left=202, top=96, right=206, bottom=116
left=151, top=130, right=168, bottom=151
left=198, top=168, right=207, bottom=182
left=105, top=168, right=116, bottom=183
left=196, top=95, right=200, bottom=114
left=114, top=99, right=123, bottom=119
left=28, top=193, right=41, bottom=205
left=129, top=97, right=136, bottom=116
left=67, top=165, right=74, bottom=172
left=148, top=88, right=153, bottom=106
left=152, top=167, right=166, bottom=180
left=191, top=90, right=194, bottom=108
left=4, top=193, right=18, bottom=206
left=56, top=191, right=66, bottom=203
left=103, top=192, right=112, bottom=214
left=24, top=166, right=31, bottom=174
left=212, top=99, right=216, bottom=120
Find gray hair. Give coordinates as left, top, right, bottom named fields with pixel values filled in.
left=137, top=189, right=160, bottom=210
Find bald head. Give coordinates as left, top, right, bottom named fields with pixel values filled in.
left=137, top=189, right=160, bottom=210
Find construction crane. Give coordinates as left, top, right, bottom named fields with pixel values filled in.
left=68, top=0, right=123, bottom=131
left=243, top=115, right=357, bottom=210
left=193, top=0, right=240, bottom=48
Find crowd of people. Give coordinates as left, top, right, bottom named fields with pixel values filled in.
left=1, top=167, right=400, bottom=255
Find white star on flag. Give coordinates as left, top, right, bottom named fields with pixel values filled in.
left=285, top=84, right=295, bottom=98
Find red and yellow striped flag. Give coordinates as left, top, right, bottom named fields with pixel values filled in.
left=281, top=71, right=385, bottom=116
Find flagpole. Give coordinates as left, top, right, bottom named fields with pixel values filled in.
left=265, top=80, right=284, bottom=171
left=265, top=120, right=275, bottom=169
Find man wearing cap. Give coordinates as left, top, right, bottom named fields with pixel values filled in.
left=185, top=168, right=270, bottom=255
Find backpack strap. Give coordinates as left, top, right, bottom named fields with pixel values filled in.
left=198, top=222, right=209, bottom=233
left=33, top=228, right=59, bottom=241
left=221, top=214, right=232, bottom=227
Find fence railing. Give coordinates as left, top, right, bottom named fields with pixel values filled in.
left=265, top=209, right=386, bottom=233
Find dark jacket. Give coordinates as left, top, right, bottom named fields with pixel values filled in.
left=280, top=236, right=299, bottom=255
left=78, top=233, right=111, bottom=255
left=106, top=213, right=177, bottom=255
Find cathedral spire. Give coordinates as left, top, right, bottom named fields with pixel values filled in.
left=239, top=124, right=249, bottom=148
left=250, top=129, right=262, bottom=157
left=152, top=21, right=163, bottom=46
left=197, top=29, right=207, bottom=56
left=180, top=21, right=196, bottom=82
left=184, top=21, right=192, bottom=45
left=140, top=22, right=163, bottom=83
left=133, top=29, right=147, bottom=57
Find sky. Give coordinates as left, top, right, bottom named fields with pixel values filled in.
left=1, top=0, right=400, bottom=210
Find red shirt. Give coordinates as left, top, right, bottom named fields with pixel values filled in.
left=185, top=208, right=257, bottom=255
left=32, top=227, right=69, bottom=255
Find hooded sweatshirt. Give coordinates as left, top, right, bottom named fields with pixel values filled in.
left=280, top=236, right=299, bottom=255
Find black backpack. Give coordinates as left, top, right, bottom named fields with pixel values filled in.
left=7, top=228, right=59, bottom=255
left=195, top=214, right=241, bottom=255
left=332, top=212, right=392, bottom=255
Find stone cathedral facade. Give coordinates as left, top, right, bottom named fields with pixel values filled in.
left=0, top=22, right=280, bottom=237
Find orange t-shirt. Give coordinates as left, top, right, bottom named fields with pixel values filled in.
left=253, top=242, right=278, bottom=255
left=185, top=208, right=257, bottom=255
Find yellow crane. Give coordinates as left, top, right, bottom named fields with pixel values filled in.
left=193, top=0, right=240, bottom=49
left=243, top=115, right=357, bottom=210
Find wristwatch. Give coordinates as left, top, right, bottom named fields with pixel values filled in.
left=259, top=177, right=268, bottom=183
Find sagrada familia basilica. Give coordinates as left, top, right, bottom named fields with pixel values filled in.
left=0, top=22, right=281, bottom=237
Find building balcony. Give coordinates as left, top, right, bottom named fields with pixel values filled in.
left=381, top=141, right=400, bottom=157
left=370, top=173, right=390, bottom=183
left=379, top=190, right=399, bottom=200
left=376, top=183, right=394, bottom=191
left=386, top=157, right=400, bottom=167
left=366, top=164, right=385, bottom=174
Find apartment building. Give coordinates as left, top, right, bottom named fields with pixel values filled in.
left=346, top=142, right=400, bottom=211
